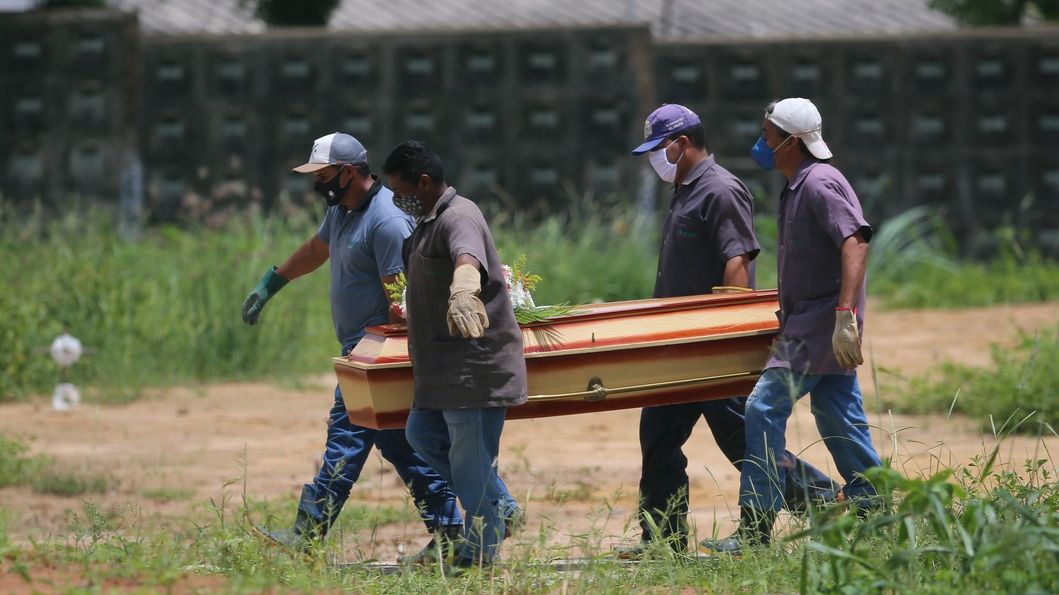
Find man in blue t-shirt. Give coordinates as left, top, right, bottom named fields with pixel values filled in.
left=240, top=132, right=465, bottom=560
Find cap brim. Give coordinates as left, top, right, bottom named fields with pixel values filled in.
left=631, top=137, right=665, bottom=156
left=291, top=162, right=331, bottom=173
left=804, top=138, right=832, bottom=160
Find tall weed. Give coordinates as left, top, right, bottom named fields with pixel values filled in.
left=886, top=327, right=1059, bottom=434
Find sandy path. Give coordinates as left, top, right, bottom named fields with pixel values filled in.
left=1, top=301, right=1056, bottom=561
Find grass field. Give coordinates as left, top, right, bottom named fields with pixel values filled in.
left=2, top=430, right=1057, bottom=593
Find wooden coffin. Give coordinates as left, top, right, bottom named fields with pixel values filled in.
left=335, top=290, right=779, bottom=429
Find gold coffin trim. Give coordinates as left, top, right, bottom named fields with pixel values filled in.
left=530, top=371, right=760, bottom=402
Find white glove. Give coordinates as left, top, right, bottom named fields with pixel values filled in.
left=832, top=308, right=864, bottom=369
left=447, top=264, right=489, bottom=338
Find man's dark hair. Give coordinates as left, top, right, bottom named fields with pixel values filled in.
left=764, top=100, right=814, bottom=159
left=666, top=123, right=706, bottom=149
left=382, top=140, right=445, bottom=185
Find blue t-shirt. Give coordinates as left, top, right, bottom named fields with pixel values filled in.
left=316, top=180, right=414, bottom=347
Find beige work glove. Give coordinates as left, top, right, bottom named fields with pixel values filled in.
left=447, top=263, right=489, bottom=338
left=711, top=286, right=753, bottom=294
left=832, top=308, right=864, bottom=369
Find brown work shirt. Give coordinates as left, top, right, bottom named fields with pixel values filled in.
left=765, top=160, right=872, bottom=376
left=402, top=186, right=528, bottom=409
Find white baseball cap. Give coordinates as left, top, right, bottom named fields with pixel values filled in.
left=291, top=132, right=368, bottom=173
left=766, top=98, right=832, bottom=160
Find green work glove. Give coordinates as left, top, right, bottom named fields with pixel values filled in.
left=242, top=266, right=289, bottom=326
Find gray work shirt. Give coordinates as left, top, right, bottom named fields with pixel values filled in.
left=402, top=186, right=528, bottom=410
left=766, top=160, right=873, bottom=376
left=316, top=178, right=414, bottom=347
left=655, top=155, right=760, bottom=297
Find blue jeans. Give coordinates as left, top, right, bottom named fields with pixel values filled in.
left=405, top=406, right=516, bottom=564
left=639, top=397, right=838, bottom=546
left=298, top=342, right=461, bottom=532
left=739, top=368, right=882, bottom=512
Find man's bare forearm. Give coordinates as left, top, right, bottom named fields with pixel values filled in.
left=722, top=254, right=751, bottom=288
left=276, top=236, right=329, bottom=281
left=838, top=232, right=869, bottom=309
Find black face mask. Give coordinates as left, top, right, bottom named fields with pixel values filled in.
left=314, top=166, right=351, bottom=207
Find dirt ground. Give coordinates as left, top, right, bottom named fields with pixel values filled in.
left=2, top=300, right=1056, bottom=565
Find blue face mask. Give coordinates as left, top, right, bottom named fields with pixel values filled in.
left=751, top=135, right=775, bottom=171
left=751, top=134, right=794, bottom=171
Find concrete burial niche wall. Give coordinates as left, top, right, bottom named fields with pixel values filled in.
left=0, top=10, right=1055, bottom=255
left=128, top=24, right=654, bottom=220
left=0, top=9, right=138, bottom=210
left=656, top=29, right=1059, bottom=256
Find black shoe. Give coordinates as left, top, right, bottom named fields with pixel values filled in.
left=698, top=507, right=775, bottom=555
left=399, top=525, right=462, bottom=566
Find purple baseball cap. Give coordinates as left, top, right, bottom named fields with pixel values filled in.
left=630, top=104, right=701, bottom=155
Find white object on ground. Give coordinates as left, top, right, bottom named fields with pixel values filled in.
left=52, top=383, right=81, bottom=411
left=50, top=333, right=83, bottom=367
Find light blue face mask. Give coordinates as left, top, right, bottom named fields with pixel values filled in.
left=750, top=134, right=794, bottom=171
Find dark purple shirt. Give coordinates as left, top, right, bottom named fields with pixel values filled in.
left=402, top=186, right=528, bottom=409
left=655, top=155, right=760, bottom=298
left=766, top=160, right=872, bottom=376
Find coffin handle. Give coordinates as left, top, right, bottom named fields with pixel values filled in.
left=530, top=371, right=760, bottom=403
left=585, top=377, right=607, bottom=402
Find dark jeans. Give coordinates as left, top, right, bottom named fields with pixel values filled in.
left=297, top=343, right=461, bottom=532
left=638, top=396, right=840, bottom=548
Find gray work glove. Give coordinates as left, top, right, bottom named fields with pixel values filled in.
left=832, top=308, right=864, bottom=369
left=447, top=263, right=489, bottom=339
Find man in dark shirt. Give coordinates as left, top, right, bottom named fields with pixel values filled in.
left=701, top=98, right=883, bottom=554
left=382, top=140, right=527, bottom=570
left=620, top=104, right=839, bottom=558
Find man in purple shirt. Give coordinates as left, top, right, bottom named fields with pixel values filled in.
left=619, top=104, right=839, bottom=559
left=701, top=98, right=883, bottom=554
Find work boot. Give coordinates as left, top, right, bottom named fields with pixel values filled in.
left=398, top=525, right=462, bottom=566
left=698, top=507, right=775, bottom=555
left=254, top=508, right=327, bottom=553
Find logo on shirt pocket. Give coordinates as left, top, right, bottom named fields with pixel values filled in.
left=677, top=226, right=698, bottom=239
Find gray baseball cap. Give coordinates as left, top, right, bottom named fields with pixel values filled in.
left=292, top=132, right=368, bottom=173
